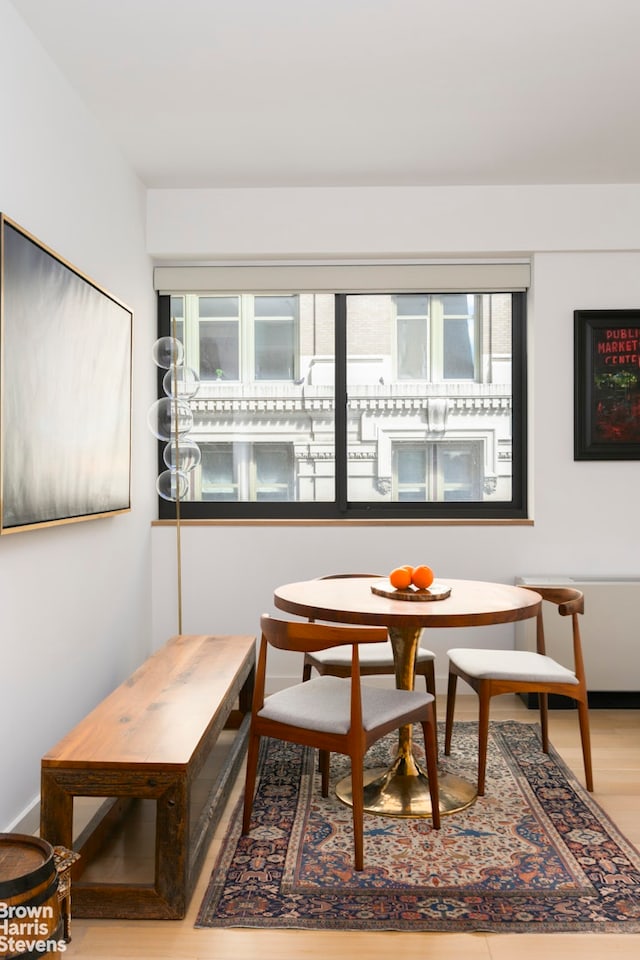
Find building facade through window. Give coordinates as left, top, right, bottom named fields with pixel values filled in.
left=156, top=285, right=526, bottom=520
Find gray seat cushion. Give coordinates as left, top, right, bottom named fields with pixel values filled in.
left=447, top=648, right=578, bottom=684
left=258, top=675, right=432, bottom=734
left=308, top=640, right=435, bottom=668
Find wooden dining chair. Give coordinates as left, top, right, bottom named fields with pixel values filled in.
left=302, top=574, right=438, bottom=711
left=242, top=614, right=441, bottom=871
left=443, top=586, right=593, bottom=796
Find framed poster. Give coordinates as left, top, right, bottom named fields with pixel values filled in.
left=0, top=214, right=132, bottom=533
left=574, top=308, right=640, bottom=460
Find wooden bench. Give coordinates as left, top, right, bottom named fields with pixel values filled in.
left=40, top=633, right=255, bottom=920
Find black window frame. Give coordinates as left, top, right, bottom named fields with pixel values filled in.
left=156, top=291, right=528, bottom=521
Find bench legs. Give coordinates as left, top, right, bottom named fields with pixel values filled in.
left=40, top=768, right=190, bottom=919
left=156, top=776, right=190, bottom=916
left=40, top=716, right=250, bottom=920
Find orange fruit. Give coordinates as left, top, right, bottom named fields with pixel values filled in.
left=389, top=566, right=412, bottom=590
left=402, top=564, right=414, bottom=576
left=412, top=565, right=434, bottom=589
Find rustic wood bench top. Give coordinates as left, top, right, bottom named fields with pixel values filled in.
left=42, top=633, right=256, bottom=770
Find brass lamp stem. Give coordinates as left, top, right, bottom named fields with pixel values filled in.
left=171, top=315, right=183, bottom=635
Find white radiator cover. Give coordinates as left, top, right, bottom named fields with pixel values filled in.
left=515, top=576, right=640, bottom=692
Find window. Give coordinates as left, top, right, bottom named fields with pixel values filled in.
left=395, top=294, right=477, bottom=381
left=254, top=296, right=297, bottom=380
left=156, top=282, right=527, bottom=521
left=395, top=442, right=483, bottom=501
left=200, top=442, right=295, bottom=501
left=171, top=294, right=298, bottom=382
left=197, top=296, right=239, bottom=380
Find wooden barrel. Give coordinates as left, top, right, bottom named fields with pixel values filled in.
left=0, top=834, right=62, bottom=958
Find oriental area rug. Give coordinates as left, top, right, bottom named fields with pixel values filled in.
left=196, top=721, right=640, bottom=933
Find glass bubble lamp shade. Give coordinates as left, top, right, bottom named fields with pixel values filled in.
left=147, top=398, right=194, bottom=441
left=156, top=469, right=189, bottom=502
left=163, top=438, right=202, bottom=473
left=162, top=365, right=200, bottom=400
left=152, top=336, right=184, bottom=370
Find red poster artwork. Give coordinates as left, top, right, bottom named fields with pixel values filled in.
left=592, top=325, right=640, bottom=442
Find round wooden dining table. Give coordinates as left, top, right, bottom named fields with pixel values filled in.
left=273, top=576, right=542, bottom=819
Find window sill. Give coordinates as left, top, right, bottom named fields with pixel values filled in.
left=151, top=517, right=534, bottom=527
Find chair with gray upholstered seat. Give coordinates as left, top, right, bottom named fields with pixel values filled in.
left=242, top=613, right=440, bottom=871
left=302, top=574, right=438, bottom=716
left=444, top=585, right=593, bottom=796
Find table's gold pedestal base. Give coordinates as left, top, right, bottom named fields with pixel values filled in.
left=334, top=622, right=477, bottom=818
left=336, top=761, right=477, bottom=818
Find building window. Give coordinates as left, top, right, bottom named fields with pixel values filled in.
left=197, top=296, right=240, bottom=380
left=171, top=294, right=298, bottom=382
left=156, top=288, right=526, bottom=520
left=395, top=294, right=477, bottom=381
left=254, top=296, right=297, bottom=380
left=395, top=442, right=483, bottom=501
left=200, top=442, right=295, bottom=501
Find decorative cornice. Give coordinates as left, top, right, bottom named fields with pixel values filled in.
left=192, top=394, right=511, bottom=416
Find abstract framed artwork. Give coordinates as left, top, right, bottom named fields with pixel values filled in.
left=574, top=308, right=640, bottom=460
left=0, top=214, right=132, bottom=533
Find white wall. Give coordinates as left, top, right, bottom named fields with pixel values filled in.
left=0, top=0, right=156, bottom=830
left=148, top=186, right=640, bottom=689
left=146, top=184, right=640, bottom=258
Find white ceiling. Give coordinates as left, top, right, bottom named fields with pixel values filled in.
left=8, top=0, right=640, bottom=189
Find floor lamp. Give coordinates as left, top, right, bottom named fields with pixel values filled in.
left=148, top=332, right=201, bottom=634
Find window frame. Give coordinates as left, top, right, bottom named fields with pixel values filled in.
left=156, top=290, right=528, bottom=521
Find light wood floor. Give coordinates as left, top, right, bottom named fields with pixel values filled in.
left=65, top=696, right=640, bottom=960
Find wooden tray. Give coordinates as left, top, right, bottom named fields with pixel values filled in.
left=371, top=581, right=451, bottom=602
